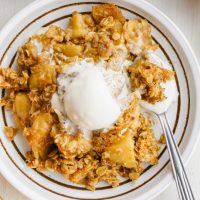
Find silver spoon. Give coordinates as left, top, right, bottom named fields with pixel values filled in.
left=157, top=112, right=195, bottom=200
left=140, top=53, right=195, bottom=199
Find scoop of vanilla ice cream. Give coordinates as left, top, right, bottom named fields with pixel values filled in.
left=64, top=66, right=121, bottom=130
left=140, top=53, right=178, bottom=114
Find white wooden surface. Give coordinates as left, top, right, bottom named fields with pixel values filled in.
left=0, top=0, right=200, bottom=199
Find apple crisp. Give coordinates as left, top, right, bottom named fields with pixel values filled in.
left=0, top=4, right=175, bottom=190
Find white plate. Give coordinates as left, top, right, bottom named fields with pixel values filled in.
left=0, top=0, right=199, bottom=200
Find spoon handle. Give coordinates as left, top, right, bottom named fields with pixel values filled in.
left=158, top=113, right=195, bottom=200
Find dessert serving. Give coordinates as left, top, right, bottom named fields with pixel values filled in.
left=0, top=4, right=177, bottom=190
